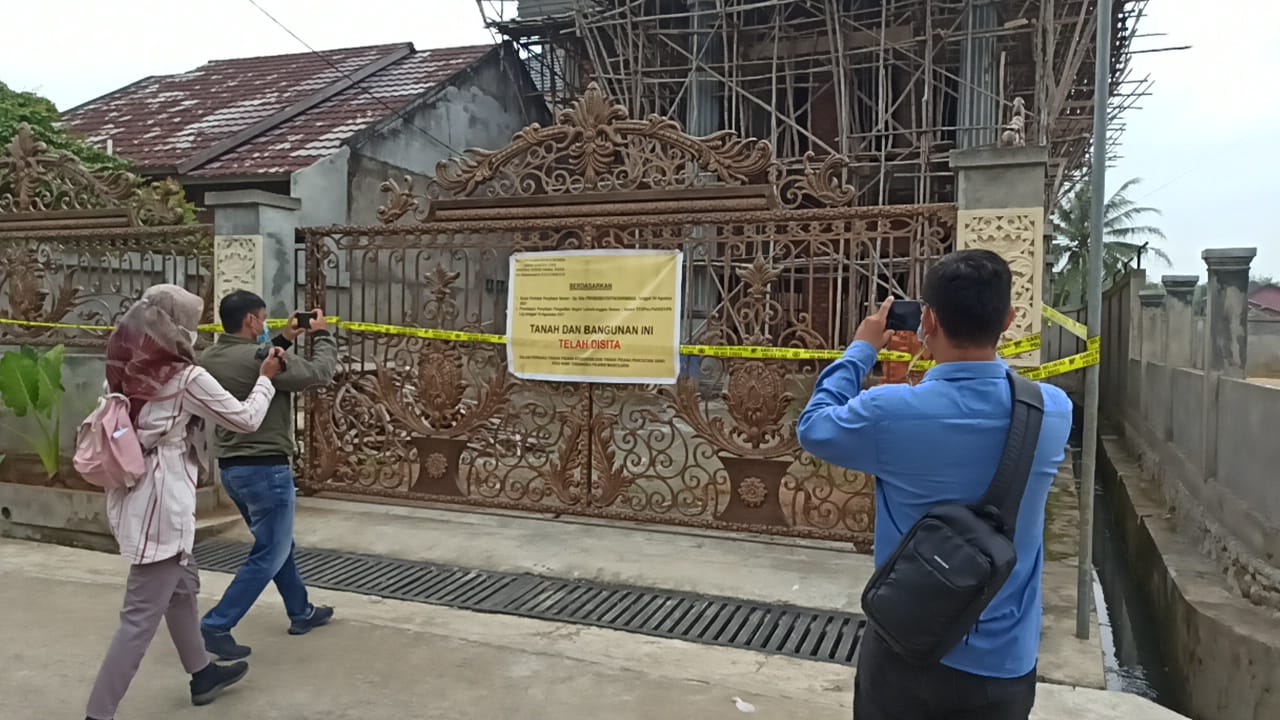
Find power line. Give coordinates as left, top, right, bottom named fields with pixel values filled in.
left=1134, top=170, right=1191, bottom=204
left=246, top=0, right=464, bottom=156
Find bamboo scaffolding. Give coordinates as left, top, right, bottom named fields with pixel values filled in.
left=481, top=0, right=1149, bottom=207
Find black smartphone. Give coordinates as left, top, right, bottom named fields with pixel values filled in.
left=254, top=346, right=287, bottom=371
left=294, top=311, right=313, bottom=330
left=886, top=300, right=923, bottom=332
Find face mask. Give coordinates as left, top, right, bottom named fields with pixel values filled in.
left=187, top=330, right=199, bottom=346
left=257, top=324, right=270, bottom=345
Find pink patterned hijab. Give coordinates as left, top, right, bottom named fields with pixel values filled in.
left=106, top=284, right=203, bottom=422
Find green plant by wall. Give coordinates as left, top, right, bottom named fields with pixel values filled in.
left=0, top=82, right=125, bottom=171
left=0, top=345, right=66, bottom=479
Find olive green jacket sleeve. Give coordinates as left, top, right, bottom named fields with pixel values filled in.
left=273, top=331, right=338, bottom=392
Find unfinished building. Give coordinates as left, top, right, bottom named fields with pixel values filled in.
left=479, top=0, right=1149, bottom=208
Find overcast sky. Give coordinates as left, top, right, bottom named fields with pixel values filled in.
left=1, top=0, right=1274, bottom=280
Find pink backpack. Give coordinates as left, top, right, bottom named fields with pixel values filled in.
left=73, top=393, right=146, bottom=490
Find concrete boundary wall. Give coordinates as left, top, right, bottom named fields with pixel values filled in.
left=1100, top=437, right=1280, bottom=720
left=1100, top=255, right=1280, bottom=611
left=1118, top=375, right=1280, bottom=609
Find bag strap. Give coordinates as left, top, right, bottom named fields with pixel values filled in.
left=978, top=370, right=1046, bottom=537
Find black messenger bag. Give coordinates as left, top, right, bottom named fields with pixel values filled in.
left=860, top=370, right=1045, bottom=665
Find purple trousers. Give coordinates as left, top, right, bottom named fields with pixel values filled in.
left=86, top=553, right=209, bottom=719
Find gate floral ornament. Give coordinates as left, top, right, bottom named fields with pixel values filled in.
left=301, top=85, right=955, bottom=546
left=671, top=256, right=819, bottom=527
left=373, top=266, right=512, bottom=496
left=1, top=123, right=190, bottom=225
left=376, top=337, right=512, bottom=496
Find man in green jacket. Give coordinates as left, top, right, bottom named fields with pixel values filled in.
left=197, top=290, right=338, bottom=660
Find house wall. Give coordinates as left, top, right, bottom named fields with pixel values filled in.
left=347, top=49, right=548, bottom=224
left=310, top=49, right=549, bottom=332
left=293, top=147, right=350, bottom=228
left=1247, top=318, right=1280, bottom=378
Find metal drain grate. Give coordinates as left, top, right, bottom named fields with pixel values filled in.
left=194, top=540, right=865, bottom=666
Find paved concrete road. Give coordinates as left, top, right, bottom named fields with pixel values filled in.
left=0, top=540, right=1184, bottom=719
left=266, top=463, right=1103, bottom=688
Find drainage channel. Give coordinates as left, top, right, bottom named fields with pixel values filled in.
left=194, top=540, right=865, bottom=666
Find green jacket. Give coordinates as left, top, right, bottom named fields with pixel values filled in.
left=199, top=331, right=338, bottom=460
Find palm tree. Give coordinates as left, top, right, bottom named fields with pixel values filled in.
left=1051, top=178, right=1169, bottom=307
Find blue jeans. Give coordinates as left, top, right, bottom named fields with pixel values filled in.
left=201, top=465, right=310, bottom=633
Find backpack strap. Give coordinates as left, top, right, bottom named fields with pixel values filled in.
left=978, top=370, right=1046, bottom=538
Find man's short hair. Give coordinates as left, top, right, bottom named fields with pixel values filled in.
left=219, top=290, right=267, bottom=334
left=921, top=249, right=1012, bottom=348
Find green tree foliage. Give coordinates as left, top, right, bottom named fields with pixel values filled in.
left=0, top=81, right=126, bottom=171
left=1051, top=178, right=1169, bottom=307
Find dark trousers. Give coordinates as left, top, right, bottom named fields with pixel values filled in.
left=854, top=629, right=1036, bottom=720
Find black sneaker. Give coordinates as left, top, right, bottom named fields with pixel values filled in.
left=190, top=661, right=249, bottom=706
left=288, top=605, right=334, bottom=635
left=201, top=628, right=251, bottom=660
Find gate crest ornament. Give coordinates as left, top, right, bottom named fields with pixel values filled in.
left=376, top=84, right=863, bottom=225
left=0, top=123, right=188, bottom=226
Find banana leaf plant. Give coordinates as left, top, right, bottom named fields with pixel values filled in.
left=0, top=345, right=66, bottom=480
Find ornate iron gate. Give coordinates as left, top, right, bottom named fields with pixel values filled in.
left=299, top=86, right=955, bottom=545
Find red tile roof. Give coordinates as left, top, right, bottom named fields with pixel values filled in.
left=1250, top=285, right=1280, bottom=313
left=63, top=43, right=494, bottom=177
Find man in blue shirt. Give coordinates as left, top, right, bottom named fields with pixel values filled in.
left=798, top=249, right=1072, bottom=720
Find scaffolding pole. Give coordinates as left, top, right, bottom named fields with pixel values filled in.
left=1077, top=0, right=1112, bottom=641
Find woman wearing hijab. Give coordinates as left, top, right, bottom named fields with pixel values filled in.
left=85, top=284, right=285, bottom=720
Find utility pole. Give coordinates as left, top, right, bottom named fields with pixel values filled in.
left=1077, top=0, right=1112, bottom=640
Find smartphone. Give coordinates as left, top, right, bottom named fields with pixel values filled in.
left=886, top=300, right=923, bottom=332
left=254, top=345, right=287, bottom=371
left=294, top=311, right=313, bottom=330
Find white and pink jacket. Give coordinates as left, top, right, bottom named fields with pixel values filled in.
left=107, top=367, right=275, bottom=565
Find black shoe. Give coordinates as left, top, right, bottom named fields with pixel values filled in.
left=190, top=661, right=249, bottom=706
left=288, top=605, right=334, bottom=635
left=201, top=628, right=251, bottom=660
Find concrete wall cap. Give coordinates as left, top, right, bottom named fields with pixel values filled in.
left=1201, top=247, right=1257, bottom=270
left=1139, top=289, right=1167, bottom=307
left=204, top=189, right=302, bottom=211
left=1161, top=275, right=1200, bottom=293
left=949, top=145, right=1049, bottom=170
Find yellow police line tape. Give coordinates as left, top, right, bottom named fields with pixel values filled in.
left=2, top=308, right=1100, bottom=380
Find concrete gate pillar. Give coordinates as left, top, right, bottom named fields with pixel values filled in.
left=950, top=146, right=1049, bottom=367
left=206, top=190, right=302, bottom=317
left=1161, top=275, right=1199, bottom=369
left=1200, top=247, right=1256, bottom=481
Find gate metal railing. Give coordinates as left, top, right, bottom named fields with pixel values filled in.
left=0, top=123, right=215, bottom=349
